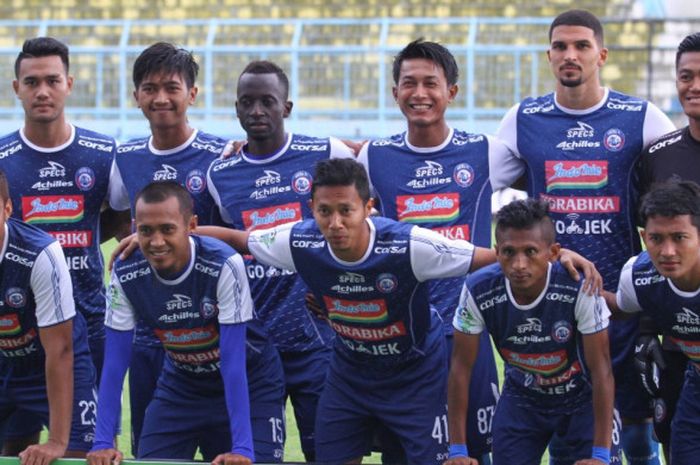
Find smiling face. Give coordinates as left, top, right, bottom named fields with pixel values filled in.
left=677, top=51, right=700, bottom=123
left=133, top=71, right=196, bottom=131
left=392, top=58, right=457, bottom=134
left=135, top=195, right=196, bottom=277
left=642, top=214, right=700, bottom=291
left=547, top=25, right=607, bottom=90
left=13, top=55, right=73, bottom=125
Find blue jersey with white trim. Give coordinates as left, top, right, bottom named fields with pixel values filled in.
left=208, top=134, right=345, bottom=352
left=0, top=218, right=89, bottom=376
left=455, top=262, right=608, bottom=410
left=362, top=129, right=492, bottom=334
left=0, top=126, right=114, bottom=320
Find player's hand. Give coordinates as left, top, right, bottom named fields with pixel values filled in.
left=443, top=457, right=479, bottom=465
left=86, top=448, right=124, bottom=465
left=558, top=248, right=603, bottom=295
left=222, top=139, right=246, bottom=159
left=304, top=291, right=329, bottom=321
left=211, top=452, right=252, bottom=465
left=108, top=233, right=138, bottom=271
left=340, top=138, right=366, bottom=156
left=19, top=439, right=67, bottom=465
left=633, top=334, right=666, bottom=397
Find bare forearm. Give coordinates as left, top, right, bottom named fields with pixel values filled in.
left=447, top=365, right=471, bottom=446
left=195, top=226, right=250, bottom=254
left=591, top=366, right=614, bottom=449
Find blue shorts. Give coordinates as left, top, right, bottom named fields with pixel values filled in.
left=84, top=313, right=106, bottom=384
left=248, top=340, right=286, bottom=463
left=670, top=365, right=700, bottom=465
left=0, top=410, right=42, bottom=440
left=494, top=392, right=622, bottom=465
left=128, top=343, right=165, bottom=454
left=0, top=352, right=97, bottom=452
left=315, top=337, right=449, bottom=465
left=613, top=352, right=654, bottom=420
left=446, top=331, right=499, bottom=456
left=279, top=346, right=331, bottom=460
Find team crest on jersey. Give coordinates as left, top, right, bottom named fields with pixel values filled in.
left=453, top=163, right=475, bottom=187
left=22, top=195, right=84, bottom=224
left=375, top=273, right=398, bottom=294
left=0, top=313, right=21, bottom=335
left=545, top=161, right=608, bottom=191
left=396, top=193, right=459, bottom=223
left=603, top=128, right=625, bottom=152
left=75, top=167, right=96, bottom=191
left=552, top=320, right=572, bottom=343
left=185, top=170, right=206, bottom=194
left=5, top=288, right=26, bottom=309
left=291, top=170, right=312, bottom=194
left=200, top=297, right=218, bottom=319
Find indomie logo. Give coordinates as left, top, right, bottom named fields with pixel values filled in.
left=242, top=202, right=302, bottom=231
left=500, top=348, right=568, bottom=375
left=396, top=193, right=459, bottom=223
left=545, top=161, right=608, bottom=192
left=322, top=296, right=388, bottom=323
left=22, top=195, right=84, bottom=224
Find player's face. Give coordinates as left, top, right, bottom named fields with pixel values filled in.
left=310, top=184, right=373, bottom=262
left=392, top=58, right=457, bottom=131
left=642, top=215, right=700, bottom=289
left=133, top=72, right=197, bottom=131
left=496, top=226, right=559, bottom=302
left=135, top=196, right=197, bottom=277
left=676, top=51, right=700, bottom=122
left=547, top=25, right=607, bottom=89
left=13, top=55, right=73, bottom=125
left=236, top=73, right=291, bottom=142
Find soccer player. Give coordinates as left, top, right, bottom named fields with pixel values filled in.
left=87, top=181, right=253, bottom=465
left=491, top=10, right=676, bottom=463
left=607, top=181, right=700, bottom=465
left=109, top=43, right=284, bottom=460
left=633, top=32, right=700, bottom=461
left=207, top=60, right=354, bottom=461
left=357, top=39, right=500, bottom=463
left=446, top=198, right=616, bottom=465
left=0, top=169, right=97, bottom=463
left=0, top=36, right=124, bottom=453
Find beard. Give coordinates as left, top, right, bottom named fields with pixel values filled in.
left=559, top=76, right=583, bottom=88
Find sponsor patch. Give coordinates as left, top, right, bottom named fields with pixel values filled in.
left=453, top=163, right=475, bottom=187
left=552, top=320, right=573, bottom=343
left=396, top=193, right=459, bottom=223
left=0, top=313, right=21, bottom=335
left=22, top=195, right=84, bottom=224
left=500, top=348, right=568, bottom=375
left=291, top=170, right=312, bottom=194
left=330, top=321, right=406, bottom=341
left=603, top=128, right=625, bottom=152
left=154, top=324, right=220, bottom=351
left=186, top=169, right=206, bottom=194
left=540, top=194, right=619, bottom=213
left=545, top=161, right=608, bottom=191
left=48, top=230, right=92, bottom=247
left=323, top=296, right=388, bottom=323
left=75, top=167, right=96, bottom=191
left=243, top=202, right=302, bottom=231
left=375, top=273, right=398, bottom=293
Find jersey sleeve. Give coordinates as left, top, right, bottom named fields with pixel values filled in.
left=574, top=289, right=610, bottom=334
left=409, top=226, right=475, bottom=282
left=217, top=254, right=255, bottom=324
left=643, top=103, right=676, bottom=147
left=105, top=270, right=137, bottom=330
left=356, top=142, right=376, bottom=195
left=492, top=104, right=526, bottom=191
left=247, top=223, right=297, bottom=271
left=615, top=256, right=644, bottom=314
left=30, top=241, right=76, bottom=327
left=452, top=283, right=486, bottom=335
left=329, top=137, right=356, bottom=159
left=206, top=164, right=234, bottom=225
left=107, top=158, right=131, bottom=212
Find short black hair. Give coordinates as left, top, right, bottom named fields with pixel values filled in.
left=239, top=60, right=290, bottom=99
left=392, top=38, right=459, bottom=86
left=15, top=37, right=70, bottom=78
left=0, top=170, right=9, bottom=203
left=639, top=181, right=700, bottom=231
left=133, top=42, right=199, bottom=89
left=676, top=32, right=700, bottom=69
left=135, top=181, right=194, bottom=221
left=495, top=198, right=556, bottom=244
left=311, top=158, right=370, bottom=204
left=549, top=9, right=604, bottom=47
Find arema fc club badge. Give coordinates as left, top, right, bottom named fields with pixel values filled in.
left=376, top=273, right=398, bottom=293
left=200, top=297, right=218, bottom=319
left=75, top=167, right=96, bottom=191
left=453, top=163, right=475, bottom=187
left=552, top=320, right=572, bottom=343
left=6, top=287, right=26, bottom=308
left=186, top=170, right=206, bottom=194
left=291, top=170, right=312, bottom=194
left=603, top=128, right=625, bottom=152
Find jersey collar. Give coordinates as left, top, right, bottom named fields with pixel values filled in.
left=553, top=87, right=609, bottom=115
left=19, top=124, right=76, bottom=153
left=148, top=129, right=198, bottom=156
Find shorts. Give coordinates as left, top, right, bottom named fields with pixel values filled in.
left=84, top=313, right=106, bottom=383
left=128, top=342, right=165, bottom=454
left=613, top=350, right=654, bottom=420
left=670, top=365, right=700, bottom=465
left=652, top=347, right=687, bottom=444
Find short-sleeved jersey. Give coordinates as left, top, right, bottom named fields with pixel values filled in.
left=638, top=126, right=700, bottom=194
left=617, top=252, right=700, bottom=368
left=0, top=217, right=84, bottom=376
left=358, top=129, right=495, bottom=334
left=107, top=235, right=253, bottom=394
left=248, top=216, right=475, bottom=367
left=0, top=126, right=115, bottom=319
left=208, top=133, right=353, bottom=352
left=454, top=261, right=609, bottom=410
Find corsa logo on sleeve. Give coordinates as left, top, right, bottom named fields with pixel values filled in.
left=22, top=195, right=84, bottom=224
left=396, top=193, right=459, bottom=223
left=242, top=202, right=302, bottom=231
left=322, top=296, right=388, bottom=323
left=545, top=161, right=608, bottom=191
left=500, top=348, right=568, bottom=375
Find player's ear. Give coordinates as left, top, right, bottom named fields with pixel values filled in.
left=549, top=242, right=561, bottom=261
left=188, top=214, right=198, bottom=232
left=640, top=229, right=648, bottom=248
left=307, top=198, right=314, bottom=211
left=12, top=80, right=19, bottom=96
left=3, top=198, right=12, bottom=218
left=188, top=85, right=198, bottom=105
left=448, top=84, right=458, bottom=102
left=66, top=75, right=74, bottom=94
left=598, top=47, right=609, bottom=67
left=133, top=89, right=140, bottom=107
left=392, top=85, right=399, bottom=102
left=283, top=100, right=293, bottom=118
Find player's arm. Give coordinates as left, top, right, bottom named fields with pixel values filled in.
left=213, top=254, right=255, bottom=465
left=557, top=248, right=603, bottom=295
left=20, top=242, right=76, bottom=465
left=491, top=106, right=526, bottom=191
left=87, top=274, right=136, bottom=465
left=196, top=226, right=251, bottom=254
left=99, top=207, right=131, bottom=242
